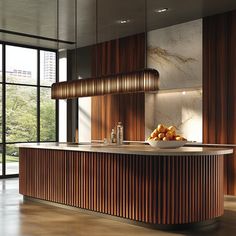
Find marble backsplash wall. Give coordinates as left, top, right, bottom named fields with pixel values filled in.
left=145, top=90, right=202, bottom=141
left=147, top=19, right=202, bottom=90
left=146, top=19, right=203, bottom=142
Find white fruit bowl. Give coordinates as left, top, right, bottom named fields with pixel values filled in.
left=147, top=140, right=187, bottom=149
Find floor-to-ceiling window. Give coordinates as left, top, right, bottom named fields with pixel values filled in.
left=0, top=43, right=58, bottom=177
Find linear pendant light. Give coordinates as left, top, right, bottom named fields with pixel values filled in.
left=51, top=0, right=159, bottom=100
left=51, top=69, right=159, bottom=99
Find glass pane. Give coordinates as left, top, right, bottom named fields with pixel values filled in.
left=6, top=45, right=37, bottom=85
left=6, top=145, right=19, bottom=175
left=40, top=51, right=56, bottom=86
left=6, top=85, right=37, bottom=142
left=0, top=85, right=2, bottom=143
left=0, top=144, right=2, bottom=176
left=40, top=88, right=56, bottom=141
left=0, top=44, right=2, bottom=82
left=0, top=46, right=2, bottom=144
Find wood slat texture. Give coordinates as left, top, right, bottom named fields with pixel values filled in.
left=203, top=10, right=236, bottom=195
left=19, top=148, right=224, bottom=225
left=91, top=33, right=145, bottom=141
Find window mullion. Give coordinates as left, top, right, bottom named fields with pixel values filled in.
left=56, top=51, right=59, bottom=142
left=2, top=44, right=6, bottom=176
left=37, top=50, right=40, bottom=142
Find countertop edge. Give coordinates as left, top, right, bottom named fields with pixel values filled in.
left=16, top=143, right=234, bottom=156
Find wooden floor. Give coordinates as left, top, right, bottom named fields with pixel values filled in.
left=1, top=179, right=236, bottom=236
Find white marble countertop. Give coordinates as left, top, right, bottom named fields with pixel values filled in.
left=185, top=142, right=236, bottom=147
left=17, top=142, right=234, bottom=156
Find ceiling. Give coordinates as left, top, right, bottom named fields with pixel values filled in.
left=0, top=0, right=236, bottom=49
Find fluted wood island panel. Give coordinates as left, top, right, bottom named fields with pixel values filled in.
left=19, top=145, right=233, bottom=227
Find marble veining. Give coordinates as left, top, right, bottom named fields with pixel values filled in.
left=148, top=46, right=196, bottom=75
left=147, top=19, right=202, bottom=90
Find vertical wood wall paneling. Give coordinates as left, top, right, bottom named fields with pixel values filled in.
left=91, top=33, right=145, bottom=141
left=20, top=148, right=224, bottom=225
left=228, top=11, right=236, bottom=195
left=203, top=10, right=236, bottom=195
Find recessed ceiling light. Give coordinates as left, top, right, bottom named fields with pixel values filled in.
left=117, top=19, right=131, bottom=24
left=155, top=8, right=169, bottom=13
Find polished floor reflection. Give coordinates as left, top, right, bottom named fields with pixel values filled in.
left=1, top=178, right=236, bottom=236
left=0, top=162, right=19, bottom=175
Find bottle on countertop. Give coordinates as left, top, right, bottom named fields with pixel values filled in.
left=110, top=128, right=116, bottom=143
left=116, top=122, right=124, bottom=145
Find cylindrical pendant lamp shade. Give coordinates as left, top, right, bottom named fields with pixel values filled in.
left=51, top=69, right=159, bottom=99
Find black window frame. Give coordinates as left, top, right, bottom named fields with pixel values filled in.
left=0, top=41, right=59, bottom=179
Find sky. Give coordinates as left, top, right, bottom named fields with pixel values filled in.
left=6, top=45, right=37, bottom=79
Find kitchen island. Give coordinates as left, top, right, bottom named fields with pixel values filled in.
left=19, top=143, right=233, bottom=229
